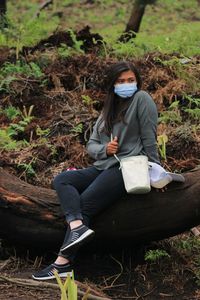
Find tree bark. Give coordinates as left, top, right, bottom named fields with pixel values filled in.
left=0, top=0, right=6, bottom=15
left=126, top=3, right=146, bottom=34
left=119, top=1, right=146, bottom=42
left=0, top=168, right=200, bottom=252
left=0, top=0, right=7, bottom=28
left=119, top=0, right=157, bottom=42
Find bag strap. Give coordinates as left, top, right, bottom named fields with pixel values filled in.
left=111, top=133, right=121, bottom=167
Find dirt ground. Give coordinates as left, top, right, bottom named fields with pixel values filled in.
left=1, top=230, right=200, bottom=300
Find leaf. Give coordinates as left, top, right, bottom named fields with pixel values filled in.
left=82, top=288, right=90, bottom=300
left=54, top=271, right=68, bottom=300
left=157, top=134, right=168, bottom=145
left=68, top=276, right=78, bottom=300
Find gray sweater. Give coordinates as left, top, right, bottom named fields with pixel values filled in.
left=86, top=90, right=160, bottom=170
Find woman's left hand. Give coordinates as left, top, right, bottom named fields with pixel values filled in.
left=156, top=186, right=168, bottom=192
left=106, top=136, right=119, bottom=156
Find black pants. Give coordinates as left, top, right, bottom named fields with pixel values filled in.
left=53, top=166, right=126, bottom=261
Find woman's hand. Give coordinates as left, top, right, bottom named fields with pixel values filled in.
left=156, top=186, right=168, bottom=192
left=106, top=136, right=119, bottom=156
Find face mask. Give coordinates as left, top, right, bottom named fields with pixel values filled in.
left=114, top=82, right=138, bottom=98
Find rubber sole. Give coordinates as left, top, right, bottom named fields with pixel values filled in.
left=32, top=271, right=73, bottom=281
left=60, top=229, right=94, bottom=254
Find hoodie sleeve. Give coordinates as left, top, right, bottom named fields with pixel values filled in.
left=86, top=116, right=108, bottom=160
left=137, top=92, right=160, bottom=164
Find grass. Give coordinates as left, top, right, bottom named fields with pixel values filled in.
left=0, top=0, right=199, bottom=57
left=0, top=3, right=59, bottom=52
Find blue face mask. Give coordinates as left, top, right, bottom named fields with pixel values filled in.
left=114, top=82, right=138, bottom=98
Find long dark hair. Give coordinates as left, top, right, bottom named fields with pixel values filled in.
left=100, top=61, right=142, bottom=136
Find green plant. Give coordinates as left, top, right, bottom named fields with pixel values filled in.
left=183, top=95, right=200, bottom=122
left=68, top=29, right=84, bottom=54
left=8, top=105, right=34, bottom=137
left=54, top=270, right=90, bottom=300
left=157, top=134, right=168, bottom=161
left=0, top=128, right=29, bottom=150
left=0, top=76, right=17, bottom=93
left=0, top=7, right=59, bottom=54
left=36, top=126, right=50, bottom=137
left=54, top=271, right=77, bottom=300
left=0, top=61, right=44, bottom=78
left=81, top=95, right=97, bottom=107
left=17, top=162, right=36, bottom=178
left=34, top=126, right=57, bottom=159
left=159, top=100, right=182, bottom=124
left=0, top=62, right=45, bottom=92
left=1, top=106, right=21, bottom=120
left=57, top=44, right=72, bottom=58
left=0, top=129, right=18, bottom=150
left=175, top=236, right=200, bottom=252
left=145, top=249, right=170, bottom=262
left=0, top=105, right=35, bottom=149
left=173, top=236, right=200, bottom=286
left=21, top=105, right=34, bottom=121
left=70, top=123, right=83, bottom=134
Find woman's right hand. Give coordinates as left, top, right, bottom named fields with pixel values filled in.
left=106, top=136, right=119, bottom=156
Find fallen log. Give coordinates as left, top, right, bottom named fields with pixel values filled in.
left=0, top=167, right=199, bottom=251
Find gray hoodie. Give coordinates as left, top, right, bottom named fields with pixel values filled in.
left=86, top=90, right=160, bottom=170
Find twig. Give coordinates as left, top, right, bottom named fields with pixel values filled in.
left=0, top=258, right=12, bottom=271
left=109, top=254, right=124, bottom=286
left=134, top=287, right=156, bottom=300
left=102, top=283, right=126, bottom=290
left=159, top=293, right=173, bottom=297
left=0, top=275, right=111, bottom=300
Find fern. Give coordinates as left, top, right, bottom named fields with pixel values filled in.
left=2, top=106, right=21, bottom=120
left=145, top=249, right=170, bottom=262
left=0, top=129, right=28, bottom=150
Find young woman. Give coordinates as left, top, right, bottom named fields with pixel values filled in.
left=32, top=61, right=160, bottom=280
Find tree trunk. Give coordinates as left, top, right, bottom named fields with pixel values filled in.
left=126, top=3, right=146, bottom=34
left=119, top=1, right=146, bottom=42
left=0, top=0, right=6, bottom=14
left=0, top=0, right=7, bottom=28
left=0, top=168, right=200, bottom=252
left=119, top=0, right=157, bottom=42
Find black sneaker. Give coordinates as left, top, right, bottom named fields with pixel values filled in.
left=60, top=225, right=94, bottom=254
left=32, top=263, right=72, bottom=280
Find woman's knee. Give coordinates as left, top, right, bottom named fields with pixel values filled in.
left=53, top=172, right=69, bottom=190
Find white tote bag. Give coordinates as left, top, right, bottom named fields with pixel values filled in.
left=115, top=154, right=151, bottom=194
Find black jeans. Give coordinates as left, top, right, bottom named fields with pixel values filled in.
left=53, top=166, right=126, bottom=261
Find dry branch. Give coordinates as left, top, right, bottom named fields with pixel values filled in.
left=0, top=275, right=111, bottom=300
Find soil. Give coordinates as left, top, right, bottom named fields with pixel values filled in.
left=0, top=233, right=200, bottom=300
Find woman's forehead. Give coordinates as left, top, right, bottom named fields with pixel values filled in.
left=118, top=70, right=135, bottom=79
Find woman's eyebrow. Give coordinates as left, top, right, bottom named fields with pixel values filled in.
left=117, top=77, right=135, bottom=80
